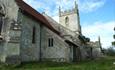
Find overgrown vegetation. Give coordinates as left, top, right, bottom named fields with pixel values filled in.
left=0, top=57, right=115, bottom=70
left=112, top=27, right=115, bottom=46
left=103, top=47, right=115, bottom=56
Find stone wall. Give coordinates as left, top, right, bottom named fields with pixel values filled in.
left=20, top=12, right=41, bottom=62
left=92, top=48, right=102, bottom=58
left=41, top=27, right=70, bottom=62
left=0, top=0, right=19, bottom=20
left=59, top=13, right=79, bottom=32
left=0, top=42, right=5, bottom=62
left=0, top=0, right=20, bottom=63
left=87, top=41, right=103, bottom=58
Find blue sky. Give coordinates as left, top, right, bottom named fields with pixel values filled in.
left=24, top=0, right=115, bottom=48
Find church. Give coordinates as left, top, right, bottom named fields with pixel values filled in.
left=0, top=0, right=102, bottom=64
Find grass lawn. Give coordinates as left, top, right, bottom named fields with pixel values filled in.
left=0, top=57, right=115, bottom=70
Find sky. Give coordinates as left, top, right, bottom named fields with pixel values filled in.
left=23, top=0, right=115, bottom=48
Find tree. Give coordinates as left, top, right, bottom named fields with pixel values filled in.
left=106, top=47, right=115, bottom=56
left=112, top=27, right=115, bottom=46
left=78, top=35, right=90, bottom=43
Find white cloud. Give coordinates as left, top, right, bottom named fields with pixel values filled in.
left=78, top=0, right=106, bottom=13
left=23, top=0, right=44, bottom=10
left=23, top=0, right=106, bottom=16
left=82, top=21, right=115, bottom=48
left=23, top=0, right=58, bottom=16
left=56, top=0, right=106, bottom=13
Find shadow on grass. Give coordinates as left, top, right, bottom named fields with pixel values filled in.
left=16, top=61, right=73, bottom=68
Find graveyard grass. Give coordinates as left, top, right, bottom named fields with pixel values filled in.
left=0, top=56, right=115, bottom=70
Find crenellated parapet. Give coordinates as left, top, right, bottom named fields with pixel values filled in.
left=59, top=1, right=79, bottom=17
left=60, top=8, right=77, bottom=16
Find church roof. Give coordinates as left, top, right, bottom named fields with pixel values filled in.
left=65, top=40, right=79, bottom=47
left=43, top=14, right=77, bottom=36
left=15, top=0, right=60, bottom=35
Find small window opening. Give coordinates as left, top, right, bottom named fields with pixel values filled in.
left=65, top=16, right=69, bottom=26
left=48, top=38, right=53, bottom=47
left=32, top=26, right=36, bottom=43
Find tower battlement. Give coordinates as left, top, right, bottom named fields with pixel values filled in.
left=59, top=1, right=78, bottom=17
left=60, top=8, right=77, bottom=16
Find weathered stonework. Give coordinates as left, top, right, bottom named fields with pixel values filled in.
left=0, top=0, right=102, bottom=64
left=59, top=2, right=81, bottom=34
left=41, top=26, right=70, bottom=62
left=0, top=0, right=20, bottom=64
left=0, top=0, right=19, bottom=20
left=19, top=11, right=41, bottom=62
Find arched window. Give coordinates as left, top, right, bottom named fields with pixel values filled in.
left=0, top=3, right=5, bottom=16
left=65, top=16, right=69, bottom=26
left=0, top=3, right=5, bottom=35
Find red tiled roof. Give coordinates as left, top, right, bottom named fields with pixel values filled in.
left=15, top=0, right=60, bottom=35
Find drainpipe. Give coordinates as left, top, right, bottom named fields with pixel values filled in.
left=39, top=24, right=42, bottom=61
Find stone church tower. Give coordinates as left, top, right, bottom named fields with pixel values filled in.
left=59, top=2, right=81, bottom=35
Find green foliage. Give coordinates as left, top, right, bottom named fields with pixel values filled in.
left=78, top=35, right=90, bottom=43
left=112, top=41, right=115, bottom=46
left=85, top=38, right=90, bottom=42
left=112, top=27, right=115, bottom=46
left=113, top=35, right=115, bottom=39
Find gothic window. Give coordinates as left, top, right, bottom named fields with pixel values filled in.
left=0, top=17, right=3, bottom=35
left=32, top=26, right=36, bottom=43
left=65, top=16, right=69, bottom=26
left=0, top=3, right=5, bottom=35
left=48, top=38, right=53, bottom=47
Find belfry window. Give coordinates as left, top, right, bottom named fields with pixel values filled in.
left=48, top=38, right=53, bottom=47
left=32, top=26, right=36, bottom=43
left=65, top=16, right=69, bottom=26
